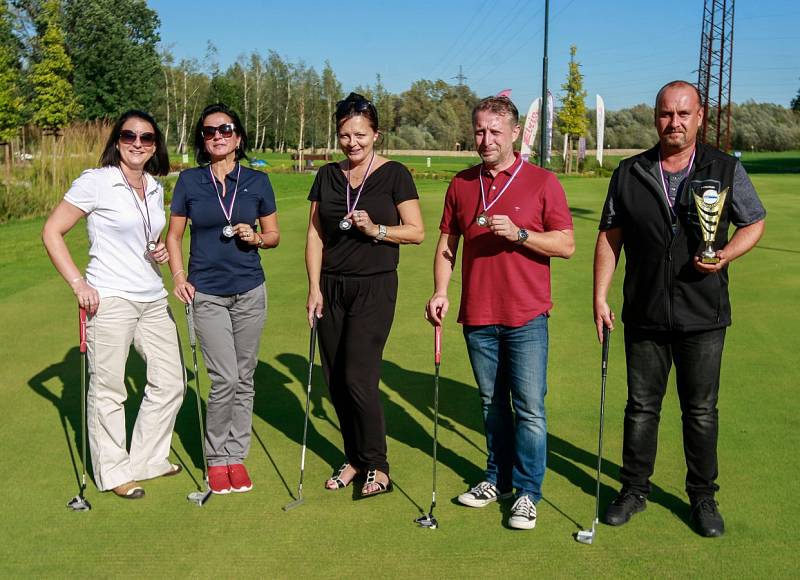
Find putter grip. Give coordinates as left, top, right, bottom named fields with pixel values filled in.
left=434, top=325, right=442, bottom=365
left=185, top=303, right=197, bottom=347
left=79, top=307, right=87, bottom=353
left=601, top=325, right=611, bottom=371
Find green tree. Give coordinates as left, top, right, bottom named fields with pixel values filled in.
left=0, top=1, right=24, bottom=146
left=63, top=0, right=160, bottom=119
left=791, top=85, right=800, bottom=112
left=558, top=45, right=587, bottom=173
left=29, top=0, right=79, bottom=132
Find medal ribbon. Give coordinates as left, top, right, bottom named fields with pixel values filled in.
left=345, top=152, right=376, bottom=216
left=120, top=168, right=153, bottom=245
left=657, top=149, right=695, bottom=210
left=479, top=155, right=524, bottom=215
left=209, top=162, right=242, bottom=225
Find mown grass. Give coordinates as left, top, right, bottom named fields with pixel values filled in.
left=0, top=163, right=797, bottom=577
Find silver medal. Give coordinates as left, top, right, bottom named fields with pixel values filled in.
left=476, top=213, right=489, bottom=227
left=339, top=218, right=352, bottom=231
left=223, top=225, right=235, bottom=238
left=146, top=240, right=157, bottom=252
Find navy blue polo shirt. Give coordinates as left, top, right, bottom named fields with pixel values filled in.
left=171, top=164, right=277, bottom=296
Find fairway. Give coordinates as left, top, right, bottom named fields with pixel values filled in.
left=0, top=167, right=798, bottom=577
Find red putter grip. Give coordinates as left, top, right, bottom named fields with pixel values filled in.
left=434, top=325, right=442, bottom=365
left=79, top=307, right=87, bottom=353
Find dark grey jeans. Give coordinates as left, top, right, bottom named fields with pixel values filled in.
left=620, top=327, right=726, bottom=500
left=193, top=283, right=266, bottom=466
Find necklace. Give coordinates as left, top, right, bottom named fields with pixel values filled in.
left=208, top=162, right=241, bottom=237
left=119, top=167, right=156, bottom=252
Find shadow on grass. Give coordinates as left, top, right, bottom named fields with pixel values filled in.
left=27, top=344, right=205, bottom=491
left=568, top=206, right=598, bottom=222
left=272, top=354, right=484, bottom=490
left=740, top=156, right=800, bottom=174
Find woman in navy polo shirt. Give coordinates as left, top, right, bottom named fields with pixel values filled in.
left=167, top=103, right=279, bottom=494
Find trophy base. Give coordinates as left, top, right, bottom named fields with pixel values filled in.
left=700, top=255, right=720, bottom=264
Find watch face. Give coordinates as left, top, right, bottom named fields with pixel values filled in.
left=518, top=229, right=528, bottom=243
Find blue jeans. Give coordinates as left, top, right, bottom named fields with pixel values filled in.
left=621, top=327, right=725, bottom=499
left=463, top=315, right=549, bottom=501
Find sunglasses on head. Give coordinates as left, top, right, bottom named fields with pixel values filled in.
left=335, top=98, right=374, bottom=116
left=119, top=130, right=156, bottom=146
left=202, top=123, right=236, bottom=140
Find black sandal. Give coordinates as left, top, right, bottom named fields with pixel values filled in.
left=325, top=463, right=356, bottom=490
left=359, top=469, right=393, bottom=499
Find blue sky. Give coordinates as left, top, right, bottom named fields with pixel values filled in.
left=148, top=0, right=800, bottom=112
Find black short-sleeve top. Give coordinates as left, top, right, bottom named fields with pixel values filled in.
left=308, top=160, right=419, bottom=276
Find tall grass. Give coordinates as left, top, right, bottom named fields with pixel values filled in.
left=0, top=122, right=111, bottom=223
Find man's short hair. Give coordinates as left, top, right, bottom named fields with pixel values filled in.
left=654, top=80, right=704, bottom=111
left=472, top=96, right=519, bottom=126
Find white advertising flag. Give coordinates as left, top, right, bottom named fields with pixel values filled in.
left=520, top=97, right=541, bottom=162
left=546, top=90, right=554, bottom=163
left=596, top=94, right=606, bottom=166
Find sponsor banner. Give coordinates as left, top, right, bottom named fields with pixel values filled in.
left=520, top=97, right=541, bottom=162
left=596, top=94, right=605, bottom=166
left=546, top=90, right=554, bottom=163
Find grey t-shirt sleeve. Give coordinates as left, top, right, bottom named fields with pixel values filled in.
left=730, top=161, right=766, bottom=227
left=598, top=169, right=623, bottom=230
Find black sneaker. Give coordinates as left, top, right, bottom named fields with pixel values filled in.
left=508, top=495, right=537, bottom=530
left=457, top=481, right=514, bottom=508
left=690, top=497, right=725, bottom=537
left=602, top=490, right=647, bottom=526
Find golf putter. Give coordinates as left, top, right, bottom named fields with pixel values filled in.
left=283, top=317, right=318, bottom=511
left=416, top=323, right=442, bottom=529
left=67, top=307, right=92, bottom=512
left=185, top=303, right=212, bottom=506
left=576, top=324, right=611, bottom=545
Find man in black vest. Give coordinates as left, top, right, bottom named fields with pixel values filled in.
left=592, top=80, right=765, bottom=537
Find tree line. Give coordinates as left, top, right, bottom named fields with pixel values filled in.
left=1, top=0, right=797, bottom=163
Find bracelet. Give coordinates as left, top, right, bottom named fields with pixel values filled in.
left=256, top=234, right=265, bottom=249
left=69, top=276, right=83, bottom=286
left=172, top=269, right=186, bottom=280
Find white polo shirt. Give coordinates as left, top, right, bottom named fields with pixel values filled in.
left=65, top=166, right=168, bottom=302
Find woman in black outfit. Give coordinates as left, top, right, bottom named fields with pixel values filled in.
left=305, top=92, right=424, bottom=497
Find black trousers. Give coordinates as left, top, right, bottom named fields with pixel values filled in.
left=621, top=327, right=726, bottom=500
left=318, top=271, right=397, bottom=474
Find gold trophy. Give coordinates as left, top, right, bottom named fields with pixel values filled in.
left=691, top=180, right=728, bottom=264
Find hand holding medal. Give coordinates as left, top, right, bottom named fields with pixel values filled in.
left=232, top=223, right=262, bottom=247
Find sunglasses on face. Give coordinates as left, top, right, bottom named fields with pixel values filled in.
left=202, top=123, right=236, bottom=140
left=335, top=98, right=375, bottom=117
left=119, top=130, right=156, bottom=146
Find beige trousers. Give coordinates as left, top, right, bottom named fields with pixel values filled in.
left=86, top=296, right=185, bottom=490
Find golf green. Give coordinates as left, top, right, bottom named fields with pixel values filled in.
left=0, top=169, right=796, bottom=577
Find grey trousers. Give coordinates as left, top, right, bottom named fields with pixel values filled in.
left=193, top=283, right=266, bottom=466
left=86, top=296, right=185, bottom=490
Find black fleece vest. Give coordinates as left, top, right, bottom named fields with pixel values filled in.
left=614, top=143, right=737, bottom=332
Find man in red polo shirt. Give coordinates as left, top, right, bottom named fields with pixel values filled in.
left=426, top=95, right=574, bottom=529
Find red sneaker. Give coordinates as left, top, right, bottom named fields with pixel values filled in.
left=208, top=466, right=231, bottom=494
left=228, top=464, right=253, bottom=493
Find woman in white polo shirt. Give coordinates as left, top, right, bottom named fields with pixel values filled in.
left=43, top=110, right=185, bottom=500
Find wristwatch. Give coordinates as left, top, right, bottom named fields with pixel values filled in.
left=516, top=228, right=529, bottom=245
left=375, top=224, right=388, bottom=241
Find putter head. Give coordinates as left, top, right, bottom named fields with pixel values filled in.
left=67, top=494, right=92, bottom=512
left=415, top=513, right=438, bottom=529
left=187, top=488, right=212, bottom=506
left=282, top=497, right=304, bottom=511
left=575, top=525, right=595, bottom=545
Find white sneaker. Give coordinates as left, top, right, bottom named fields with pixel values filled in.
left=457, top=481, right=513, bottom=508
left=508, top=495, right=537, bottom=529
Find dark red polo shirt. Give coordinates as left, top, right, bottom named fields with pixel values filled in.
left=439, top=154, right=573, bottom=326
